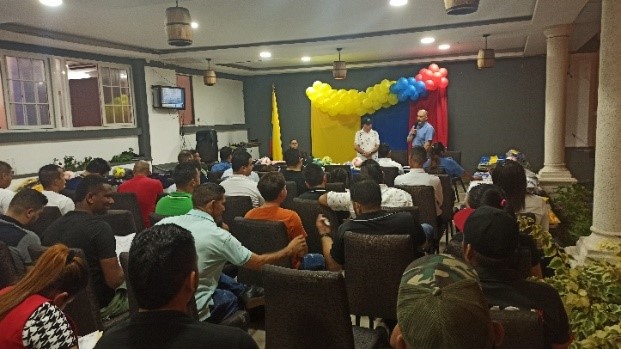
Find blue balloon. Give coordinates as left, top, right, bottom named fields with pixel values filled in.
left=420, top=90, right=429, bottom=99
left=407, top=85, right=417, bottom=96
left=397, top=77, right=408, bottom=86
left=415, top=80, right=426, bottom=93
left=389, top=83, right=399, bottom=94
left=397, top=92, right=408, bottom=102
left=409, top=91, right=419, bottom=101
left=407, top=77, right=417, bottom=86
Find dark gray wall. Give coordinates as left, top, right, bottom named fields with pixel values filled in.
left=243, top=56, right=547, bottom=172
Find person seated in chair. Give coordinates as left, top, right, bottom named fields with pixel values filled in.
left=211, top=146, right=233, bottom=173
left=65, top=157, right=111, bottom=191
left=281, top=148, right=308, bottom=195
left=377, top=143, right=404, bottom=174
left=423, top=142, right=472, bottom=181
left=298, top=163, right=327, bottom=200
left=220, top=150, right=264, bottom=207
left=390, top=254, right=505, bottom=349
left=156, top=163, right=201, bottom=217
left=0, top=161, right=15, bottom=215
left=221, top=148, right=260, bottom=183
left=156, top=183, right=306, bottom=324
left=316, top=179, right=427, bottom=272
left=118, top=160, right=164, bottom=228
left=39, top=164, right=75, bottom=215
left=94, top=224, right=258, bottom=349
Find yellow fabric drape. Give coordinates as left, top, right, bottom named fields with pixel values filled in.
left=271, top=88, right=283, bottom=161
left=310, top=105, right=359, bottom=164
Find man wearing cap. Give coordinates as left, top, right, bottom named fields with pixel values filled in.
left=406, top=109, right=434, bottom=151
left=354, top=117, right=380, bottom=161
left=462, top=206, right=572, bottom=349
left=391, top=254, right=505, bottom=349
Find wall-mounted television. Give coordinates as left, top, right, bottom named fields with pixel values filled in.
left=152, top=85, right=185, bottom=110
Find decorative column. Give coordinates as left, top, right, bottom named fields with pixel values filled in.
left=569, top=0, right=621, bottom=264
left=538, top=24, right=577, bottom=189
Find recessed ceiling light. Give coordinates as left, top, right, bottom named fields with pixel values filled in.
left=438, top=44, right=451, bottom=50
left=420, top=37, right=435, bottom=44
left=259, top=51, right=272, bottom=58
left=191, top=22, right=199, bottom=29
left=389, top=0, right=408, bottom=7
left=39, top=0, right=62, bottom=6
left=301, top=56, right=311, bottom=62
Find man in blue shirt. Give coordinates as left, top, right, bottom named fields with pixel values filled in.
left=407, top=109, right=435, bottom=151
left=211, top=146, right=233, bottom=173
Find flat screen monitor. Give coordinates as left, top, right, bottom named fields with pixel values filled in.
left=152, top=85, right=185, bottom=110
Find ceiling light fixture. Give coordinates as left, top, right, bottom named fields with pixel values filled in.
left=389, top=0, right=408, bottom=7
left=420, top=37, right=435, bottom=44
left=301, top=56, right=311, bottom=62
left=438, top=44, right=451, bottom=50
left=203, top=58, right=216, bottom=86
left=165, top=0, right=193, bottom=47
left=477, top=34, right=495, bottom=69
left=333, top=48, right=347, bottom=80
left=39, top=0, right=63, bottom=6
left=259, top=51, right=272, bottom=58
left=444, top=0, right=480, bottom=15
left=191, top=22, right=199, bottom=29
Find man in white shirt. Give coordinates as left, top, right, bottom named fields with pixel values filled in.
left=354, top=117, right=380, bottom=160
left=38, top=164, right=75, bottom=215
left=394, top=146, right=443, bottom=217
left=0, top=161, right=15, bottom=215
left=220, top=150, right=264, bottom=207
left=377, top=143, right=404, bottom=174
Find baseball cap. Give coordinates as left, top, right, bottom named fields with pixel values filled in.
left=463, top=206, right=519, bottom=259
left=397, top=254, right=495, bottom=349
left=453, top=207, right=474, bottom=232
left=362, top=117, right=372, bottom=125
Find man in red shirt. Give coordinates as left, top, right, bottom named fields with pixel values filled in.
left=118, top=160, right=163, bottom=227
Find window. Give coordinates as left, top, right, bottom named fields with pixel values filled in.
left=102, top=66, right=133, bottom=125
left=4, top=56, right=52, bottom=128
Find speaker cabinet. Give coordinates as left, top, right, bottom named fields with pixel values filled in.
left=196, top=129, right=218, bottom=163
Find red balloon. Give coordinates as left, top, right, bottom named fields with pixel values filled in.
left=422, top=69, right=434, bottom=80
left=415, top=74, right=423, bottom=81
left=425, top=79, right=437, bottom=91
left=429, top=63, right=440, bottom=72
left=439, top=77, right=449, bottom=89
left=433, top=71, right=443, bottom=81
left=439, top=68, right=448, bottom=77
left=419, top=68, right=426, bottom=75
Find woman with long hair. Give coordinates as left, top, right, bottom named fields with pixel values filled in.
left=0, top=244, right=89, bottom=349
left=424, top=142, right=472, bottom=180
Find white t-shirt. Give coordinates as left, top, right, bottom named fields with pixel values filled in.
left=0, top=188, right=15, bottom=215
left=326, top=184, right=413, bottom=218
left=220, top=175, right=265, bottom=207
left=354, top=129, right=380, bottom=160
left=42, top=190, right=75, bottom=215
left=377, top=157, right=405, bottom=174
left=394, top=169, right=443, bottom=216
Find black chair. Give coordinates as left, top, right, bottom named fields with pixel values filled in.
left=435, top=174, right=456, bottom=253
left=222, top=196, right=254, bottom=232
left=444, top=150, right=467, bottom=200
left=490, top=309, right=545, bottom=349
left=60, top=188, right=76, bottom=201
left=148, top=212, right=167, bottom=226
left=381, top=166, right=399, bottom=187
left=0, top=241, right=20, bottom=289
left=343, top=232, right=418, bottom=326
left=325, top=165, right=352, bottom=188
left=282, top=181, right=298, bottom=210
left=262, top=265, right=380, bottom=349
left=100, top=209, right=137, bottom=236
left=26, top=206, right=62, bottom=238
left=326, top=182, right=346, bottom=192
left=230, top=217, right=292, bottom=286
left=384, top=205, right=420, bottom=222
left=395, top=185, right=437, bottom=233
left=292, top=198, right=340, bottom=254
left=111, top=192, right=144, bottom=232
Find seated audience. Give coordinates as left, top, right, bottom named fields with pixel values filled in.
left=157, top=183, right=306, bottom=323
left=221, top=148, right=260, bottom=183
left=65, top=157, right=111, bottom=191
left=0, top=189, right=46, bottom=271
left=462, top=206, right=572, bottom=348
left=0, top=161, right=15, bottom=215
left=390, top=254, right=504, bottom=349
left=298, top=163, right=327, bottom=200
left=281, top=148, right=308, bottom=195
left=210, top=146, right=233, bottom=173
left=156, top=163, right=200, bottom=217
left=0, top=244, right=89, bottom=349
left=424, top=142, right=472, bottom=180
left=220, top=150, right=264, bottom=207
left=377, top=143, right=404, bottom=174
left=316, top=179, right=426, bottom=272
left=118, top=160, right=164, bottom=227
left=43, top=175, right=127, bottom=318
left=327, top=168, right=349, bottom=187
left=394, top=146, right=443, bottom=217
left=165, top=151, right=207, bottom=193
left=38, top=164, right=75, bottom=215
left=244, top=172, right=309, bottom=269
left=94, top=224, right=258, bottom=349
left=319, top=159, right=413, bottom=218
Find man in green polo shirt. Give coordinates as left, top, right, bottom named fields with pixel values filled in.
left=155, top=162, right=200, bottom=216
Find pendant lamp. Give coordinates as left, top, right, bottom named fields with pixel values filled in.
left=477, top=34, right=495, bottom=69
left=444, top=0, right=480, bottom=15
left=333, top=48, right=347, bottom=80
left=204, top=59, right=217, bottom=86
left=166, top=0, right=193, bottom=46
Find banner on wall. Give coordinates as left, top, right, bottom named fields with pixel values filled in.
left=271, top=86, right=283, bottom=161
left=310, top=106, right=359, bottom=164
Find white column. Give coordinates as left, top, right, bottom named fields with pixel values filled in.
left=569, top=0, right=621, bottom=264
left=538, top=24, right=577, bottom=188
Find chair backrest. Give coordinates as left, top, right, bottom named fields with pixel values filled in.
left=395, top=185, right=437, bottom=232
left=381, top=166, right=399, bottom=187
left=325, top=182, right=346, bottom=192
left=435, top=174, right=455, bottom=222
left=444, top=150, right=462, bottom=165
left=231, top=217, right=291, bottom=286
left=222, top=196, right=254, bottom=231
left=292, top=198, right=339, bottom=254
left=390, top=150, right=408, bottom=167
left=282, top=181, right=298, bottom=210
left=111, top=192, right=144, bottom=232
left=262, top=265, right=357, bottom=349
left=490, top=309, right=545, bottom=349
left=0, top=241, right=20, bottom=289
left=26, top=206, right=62, bottom=238
left=156, top=192, right=167, bottom=203
left=148, top=212, right=167, bottom=226
left=60, top=188, right=76, bottom=201
left=100, top=209, right=137, bottom=236
left=384, top=205, right=420, bottom=222
left=343, top=232, right=417, bottom=321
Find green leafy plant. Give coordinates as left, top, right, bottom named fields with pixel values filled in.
left=550, top=184, right=593, bottom=244
left=110, top=148, right=139, bottom=164
left=53, top=155, right=93, bottom=172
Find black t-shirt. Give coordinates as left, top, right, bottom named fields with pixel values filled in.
left=281, top=169, right=308, bottom=195
left=477, top=267, right=571, bottom=346
left=94, top=310, right=258, bottom=349
left=297, top=188, right=327, bottom=201
left=330, top=210, right=426, bottom=265
left=42, top=211, right=117, bottom=307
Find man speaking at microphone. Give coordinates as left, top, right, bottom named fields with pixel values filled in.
left=407, top=109, right=435, bottom=152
